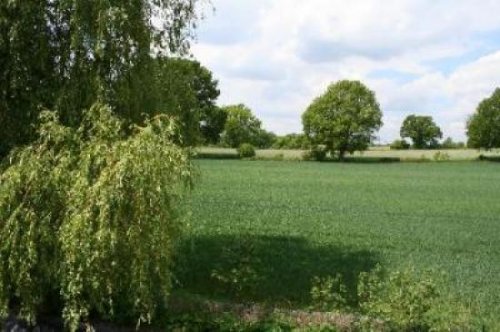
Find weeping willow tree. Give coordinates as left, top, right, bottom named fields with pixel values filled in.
left=0, top=104, right=193, bottom=329
left=0, top=0, right=202, bottom=157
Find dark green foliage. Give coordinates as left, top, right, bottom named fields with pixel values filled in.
left=303, top=145, right=328, bottom=161
left=0, top=104, right=193, bottom=330
left=273, top=134, right=311, bottom=150
left=467, top=88, right=500, bottom=150
left=196, top=152, right=241, bottom=160
left=238, top=143, right=256, bottom=158
left=440, top=137, right=465, bottom=149
left=253, top=129, right=277, bottom=149
left=211, top=236, right=262, bottom=299
left=342, top=156, right=401, bottom=163
left=400, top=115, right=443, bottom=149
left=358, top=266, right=475, bottom=331
left=202, top=106, right=229, bottom=145
left=310, top=275, right=348, bottom=311
left=0, top=0, right=201, bottom=157
left=390, top=139, right=410, bottom=150
left=478, top=154, right=500, bottom=162
left=221, top=104, right=269, bottom=148
left=154, top=57, right=221, bottom=146
left=302, top=80, right=383, bottom=160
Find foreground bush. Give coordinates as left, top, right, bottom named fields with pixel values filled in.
left=0, top=104, right=192, bottom=330
left=358, top=266, right=475, bottom=331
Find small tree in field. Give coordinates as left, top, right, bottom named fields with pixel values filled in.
left=0, top=104, right=192, bottom=330
left=467, top=88, right=500, bottom=150
left=400, top=115, right=442, bottom=149
left=221, top=104, right=263, bottom=148
left=302, top=80, right=383, bottom=160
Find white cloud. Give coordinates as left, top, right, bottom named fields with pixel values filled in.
left=192, top=0, right=500, bottom=142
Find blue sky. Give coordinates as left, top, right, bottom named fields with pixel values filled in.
left=192, top=0, right=500, bottom=142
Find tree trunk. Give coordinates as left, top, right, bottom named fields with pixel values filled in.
left=339, top=149, right=346, bottom=161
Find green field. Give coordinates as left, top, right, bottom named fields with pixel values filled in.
left=177, top=160, right=500, bottom=327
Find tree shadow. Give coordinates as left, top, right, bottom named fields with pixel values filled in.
left=175, top=234, right=380, bottom=308
left=321, top=156, right=401, bottom=163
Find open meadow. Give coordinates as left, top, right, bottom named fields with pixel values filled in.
left=178, top=159, right=500, bottom=328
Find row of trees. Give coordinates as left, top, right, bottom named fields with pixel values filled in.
left=298, top=80, right=500, bottom=159
left=209, top=83, right=500, bottom=157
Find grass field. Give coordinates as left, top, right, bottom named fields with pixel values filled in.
left=177, top=160, right=500, bottom=328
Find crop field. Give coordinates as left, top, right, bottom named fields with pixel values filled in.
left=177, top=160, right=500, bottom=327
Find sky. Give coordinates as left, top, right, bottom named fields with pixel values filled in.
left=191, top=0, right=500, bottom=143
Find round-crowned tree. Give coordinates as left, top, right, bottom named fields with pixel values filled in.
left=467, top=88, right=500, bottom=150
left=302, top=80, right=383, bottom=160
left=221, top=104, right=262, bottom=148
left=400, top=115, right=442, bottom=149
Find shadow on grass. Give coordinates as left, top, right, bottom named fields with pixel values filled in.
left=175, top=234, right=380, bottom=308
left=320, top=156, right=401, bottom=163
left=195, top=152, right=240, bottom=160
left=479, top=155, right=500, bottom=162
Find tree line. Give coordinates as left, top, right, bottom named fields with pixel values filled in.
left=207, top=81, right=500, bottom=159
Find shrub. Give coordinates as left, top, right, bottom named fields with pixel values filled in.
left=390, top=139, right=410, bottom=150
left=433, top=151, right=451, bottom=161
left=310, top=275, right=348, bottom=311
left=237, top=143, right=256, bottom=158
left=358, top=266, right=475, bottom=331
left=303, top=145, right=327, bottom=161
left=211, top=237, right=261, bottom=299
left=0, top=104, right=193, bottom=330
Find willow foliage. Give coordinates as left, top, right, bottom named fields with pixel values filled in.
left=0, top=0, right=202, bottom=156
left=0, top=103, right=193, bottom=330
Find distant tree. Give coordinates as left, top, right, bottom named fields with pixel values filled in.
left=302, top=80, right=383, bottom=160
left=440, top=137, right=465, bottom=149
left=254, top=129, right=277, bottom=149
left=400, top=115, right=442, bottom=149
left=155, top=58, right=221, bottom=145
left=467, top=88, right=500, bottom=150
left=221, top=104, right=264, bottom=148
left=201, top=106, right=228, bottom=145
left=273, top=134, right=310, bottom=150
left=390, top=139, right=410, bottom=150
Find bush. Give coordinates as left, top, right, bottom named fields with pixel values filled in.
left=390, top=139, right=410, bottom=150
left=358, top=266, right=475, bottom=331
left=0, top=104, right=193, bottom=330
left=210, top=236, right=261, bottom=299
left=433, top=151, right=451, bottom=161
left=303, top=145, right=327, bottom=161
left=237, top=143, right=256, bottom=158
left=310, top=275, right=348, bottom=311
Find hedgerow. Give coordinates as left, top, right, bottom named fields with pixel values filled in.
left=0, top=104, right=193, bottom=330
